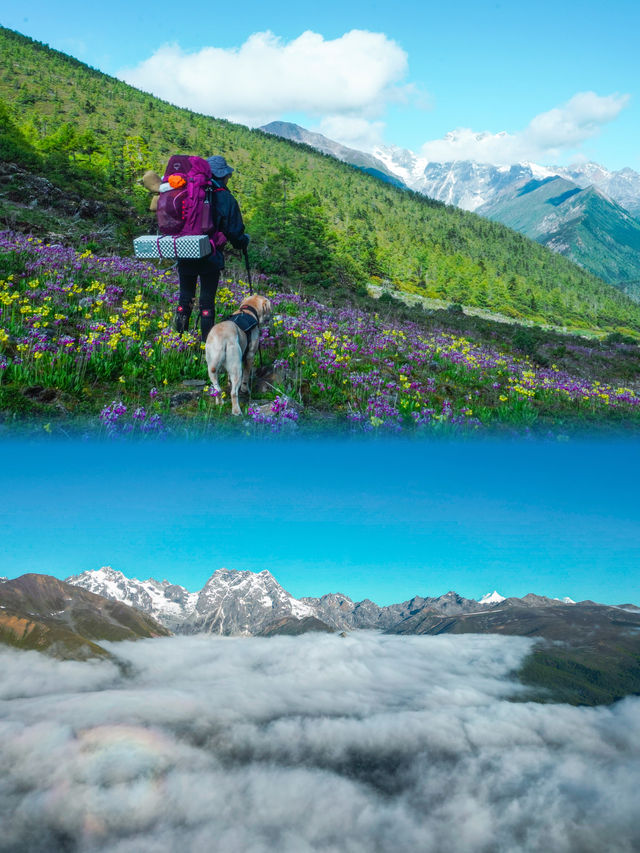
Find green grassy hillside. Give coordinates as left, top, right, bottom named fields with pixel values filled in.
left=2, top=25, right=640, bottom=335
left=479, top=177, right=640, bottom=287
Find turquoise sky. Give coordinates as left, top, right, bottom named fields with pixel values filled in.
left=2, top=0, right=638, bottom=169
left=1, top=438, right=638, bottom=606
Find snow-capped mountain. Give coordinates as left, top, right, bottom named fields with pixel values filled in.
left=371, top=144, right=640, bottom=216
left=66, top=567, right=520, bottom=635
left=64, top=566, right=597, bottom=637
left=187, top=568, right=316, bottom=635
left=66, top=566, right=198, bottom=631
left=66, top=566, right=318, bottom=635
left=478, top=591, right=505, bottom=605
left=261, top=121, right=640, bottom=215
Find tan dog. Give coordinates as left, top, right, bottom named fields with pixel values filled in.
left=205, top=294, right=272, bottom=416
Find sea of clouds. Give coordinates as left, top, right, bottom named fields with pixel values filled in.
left=1, top=632, right=639, bottom=853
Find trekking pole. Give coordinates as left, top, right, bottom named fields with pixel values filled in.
left=243, top=246, right=253, bottom=295
left=243, top=245, right=262, bottom=369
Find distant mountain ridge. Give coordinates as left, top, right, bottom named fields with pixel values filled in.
left=5, top=568, right=640, bottom=705
left=260, top=121, right=406, bottom=188
left=260, top=121, right=640, bottom=216
left=64, top=566, right=613, bottom=638
left=373, top=147, right=640, bottom=217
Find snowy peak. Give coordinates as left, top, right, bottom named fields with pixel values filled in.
left=262, top=120, right=640, bottom=217
left=478, top=591, right=506, bottom=605
left=66, top=566, right=197, bottom=630
left=66, top=565, right=317, bottom=635
left=190, top=567, right=315, bottom=635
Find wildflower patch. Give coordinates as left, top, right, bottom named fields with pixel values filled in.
left=1, top=230, right=639, bottom=436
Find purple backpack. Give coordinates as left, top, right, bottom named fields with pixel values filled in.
left=157, top=155, right=221, bottom=240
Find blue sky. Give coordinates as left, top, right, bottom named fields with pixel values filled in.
left=1, top=438, right=638, bottom=606
left=2, top=0, right=638, bottom=169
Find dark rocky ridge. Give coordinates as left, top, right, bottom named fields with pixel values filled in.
left=0, top=573, right=170, bottom=659
left=259, top=616, right=335, bottom=636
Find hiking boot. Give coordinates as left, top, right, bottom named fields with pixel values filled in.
left=175, top=305, right=191, bottom=335
left=200, top=308, right=215, bottom=342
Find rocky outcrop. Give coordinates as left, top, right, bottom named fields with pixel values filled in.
left=0, top=573, right=170, bottom=659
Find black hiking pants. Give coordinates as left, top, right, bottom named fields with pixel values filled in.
left=177, top=254, right=221, bottom=339
left=177, top=254, right=221, bottom=316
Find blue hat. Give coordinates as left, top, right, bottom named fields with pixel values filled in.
left=207, top=155, right=234, bottom=178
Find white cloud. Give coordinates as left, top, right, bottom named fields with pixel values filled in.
left=317, top=115, right=387, bottom=151
left=119, top=29, right=411, bottom=136
left=421, top=92, right=630, bottom=164
left=2, top=633, right=640, bottom=852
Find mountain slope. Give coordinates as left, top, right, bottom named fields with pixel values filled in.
left=477, top=177, right=640, bottom=287
left=0, top=573, right=170, bottom=659
left=389, top=596, right=640, bottom=705
left=1, top=25, right=639, bottom=332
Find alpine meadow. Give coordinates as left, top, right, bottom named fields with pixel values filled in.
left=1, top=26, right=640, bottom=434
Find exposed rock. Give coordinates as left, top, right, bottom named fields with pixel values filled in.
left=259, top=616, right=334, bottom=636
left=0, top=573, right=170, bottom=659
left=169, top=390, right=199, bottom=407
left=2, top=160, right=108, bottom=219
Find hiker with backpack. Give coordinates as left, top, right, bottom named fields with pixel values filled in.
left=136, top=154, right=249, bottom=340
left=174, top=155, right=249, bottom=341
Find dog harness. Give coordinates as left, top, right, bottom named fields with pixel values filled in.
left=222, top=304, right=262, bottom=364
left=225, top=304, right=260, bottom=334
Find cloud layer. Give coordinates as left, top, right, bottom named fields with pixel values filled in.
left=2, top=633, right=640, bottom=852
left=420, top=92, right=629, bottom=164
left=120, top=29, right=410, bottom=143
